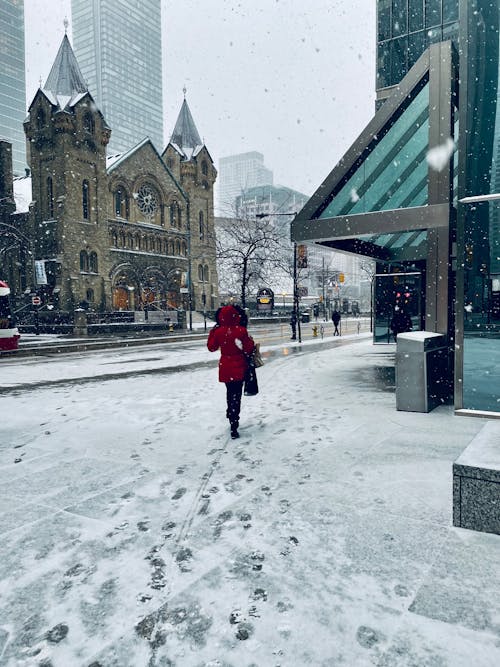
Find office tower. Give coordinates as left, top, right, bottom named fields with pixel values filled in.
left=71, top=0, right=163, bottom=155
left=0, top=0, right=26, bottom=175
left=376, top=0, right=459, bottom=104
left=218, top=151, right=273, bottom=213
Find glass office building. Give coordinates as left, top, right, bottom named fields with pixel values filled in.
left=71, top=0, right=163, bottom=155
left=0, top=0, right=26, bottom=175
left=292, top=0, right=500, bottom=417
left=377, top=1, right=459, bottom=99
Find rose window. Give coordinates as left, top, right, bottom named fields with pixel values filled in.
left=136, top=184, right=158, bottom=216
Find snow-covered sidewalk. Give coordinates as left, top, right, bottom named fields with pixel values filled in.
left=0, top=338, right=499, bottom=666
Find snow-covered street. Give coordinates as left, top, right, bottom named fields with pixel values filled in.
left=1, top=336, right=499, bottom=666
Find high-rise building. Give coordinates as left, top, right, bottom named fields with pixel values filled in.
left=218, top=151, right=273, bottom=213
left=376, top=1, right=459, bottom=104
left=0, top=0, right=26, bottom=175
left=71, top=0, right=163, bottom=155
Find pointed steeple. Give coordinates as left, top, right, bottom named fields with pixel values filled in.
left=170, top=96, right=203, bottom=160
left=44, top=34, right=87, bottom=98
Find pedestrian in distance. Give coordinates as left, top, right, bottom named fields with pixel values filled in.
left=207, top=304, right=255, bottom=439
left=332, top=309, right=341, bottom=336
left=389, top=308, right=412, bottom=342
left=290, top=311, right=297, bottom=340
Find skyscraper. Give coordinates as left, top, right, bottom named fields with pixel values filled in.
left=0, top=0, right=26, bottom=175
left=218, top=151, right=273, bottom=213
left=71, top=0, right=163, bottom=155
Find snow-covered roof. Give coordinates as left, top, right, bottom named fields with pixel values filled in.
left=13, top=176, right=32, bottom=213
left=106, top=137, right=151, bottom=173
left=44, top=34, right=87, bottom=98
left=169, top=98, right=203, bottom=161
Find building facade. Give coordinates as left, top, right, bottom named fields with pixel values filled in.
left=218, top=151, right=273, bottom=214
left=0, top=35, right=218, bottom=323
left=0, top=0, right=26, bottom=175
left=377, top=1, right=459, bottom=103
left=71, top=0, right=163, bottom=155
left=292, top=0, right=500, bottom=417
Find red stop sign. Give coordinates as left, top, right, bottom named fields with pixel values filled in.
left=31, top=296, right=41, bottom=306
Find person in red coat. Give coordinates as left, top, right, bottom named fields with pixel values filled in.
left=207, top=304, right=255, bottom=439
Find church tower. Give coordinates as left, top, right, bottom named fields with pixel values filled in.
left=163, top=94, right=219, bottom=312
left=24, top=32, right=111, bottom=313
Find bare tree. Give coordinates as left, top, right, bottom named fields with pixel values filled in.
left=215, top=209, right=288, bottom=308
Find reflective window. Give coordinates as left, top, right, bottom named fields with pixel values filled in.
left=442, top=0, right=458, bottom=23
left=459, top=0, right=500, bottom=413
left=392, top=0, right=408, bottom=37
left=425, top=0, right=441, bottom=28
left=378, top=0, right=392, bottom=41
left=409, top=0, right=424, bottom=31
left=319, top=81, right=429, bottom=218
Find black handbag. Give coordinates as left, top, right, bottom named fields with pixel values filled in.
left=244, top=359, right=259, bottom=396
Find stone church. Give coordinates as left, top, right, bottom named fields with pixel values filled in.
left=1, top=34, right=218, bottom=322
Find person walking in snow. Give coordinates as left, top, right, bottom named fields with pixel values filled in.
left=207, top=304, right=255, bottom=439
left=332, top=309, right=341, bottom=336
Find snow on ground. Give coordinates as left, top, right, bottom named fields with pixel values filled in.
left=0, top=338, right=499, bottom=666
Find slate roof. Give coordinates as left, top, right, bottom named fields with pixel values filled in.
left=169, top=99, right=203, bottom=160
left=44, top=34, right=87, bottom=99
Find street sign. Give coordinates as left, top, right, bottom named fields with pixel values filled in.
left=179, top=287, right=189, bottom=293
left=31, top=295, right=41, bottom=306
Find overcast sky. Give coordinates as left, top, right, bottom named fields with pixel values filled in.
left=24, top=0, right=376, bottom=198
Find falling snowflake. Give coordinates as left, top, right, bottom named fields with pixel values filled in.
left=350, top=188, right=360, bottom=203
left=426, top=138, right=455, bottom=172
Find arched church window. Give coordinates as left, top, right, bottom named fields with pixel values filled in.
left=111, top=230, right=118, bottom=247
left=199, top=211, right=204, bottom=240
left=82, top=180, right=90, bottom=220
left=83, top=112, right=94, bottom=134
left=86, top=288, right=94, bottom=303
left=115, top=187, right=129, bottom=219
left=201, top=161, right=208, bottom=176
left=175, top=239, right=181, bottom=255
left=198, top=264, right=203, bottom=281
left=80, top=250, right=89, bottom=272
left=170, top=202, right=177, bottom=227
left=119, top=231, right=125, bottom=247
left=181, top=241, right=187, bottom=256
left=47, top=176, right=54, bottom=219
left=127, top=233, right=133, bottom=248
left=36, top=107, right=45, bottom=130
left=177, top=206, right=182, bottom=229
left=89, top=251, right=98, bottom=273
left=203, top=265, right=209, bottom=282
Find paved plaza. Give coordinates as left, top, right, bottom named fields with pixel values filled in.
left=0, top=336, right=499, bottom=666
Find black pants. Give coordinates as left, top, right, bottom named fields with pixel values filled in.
left=226, top=381, right=243, bottom=426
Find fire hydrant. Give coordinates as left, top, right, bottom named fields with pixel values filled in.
left=169, top=322, right=174, bottom=332
left=312, top=324, right=318, bottom=337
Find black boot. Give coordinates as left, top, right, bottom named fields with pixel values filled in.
left=230, top=421, right=239, bottom=439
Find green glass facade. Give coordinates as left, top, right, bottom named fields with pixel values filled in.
left=0, top=0, right=26, bottom=175
left=377, top=0, right=459, bottom=91
left=457, top=0, right=500, bottom=413
left=319, top=81, right=429, bottom=218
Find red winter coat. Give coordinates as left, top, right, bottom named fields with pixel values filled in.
left=207, top=305, right=255, bottom=383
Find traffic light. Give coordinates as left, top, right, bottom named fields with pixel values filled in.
left=313, top=303, right=319, bottom=317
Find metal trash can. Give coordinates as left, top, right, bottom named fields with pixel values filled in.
left=301, top=311, right=310, bottom=323
left=395, top=332, right=448, bottom=412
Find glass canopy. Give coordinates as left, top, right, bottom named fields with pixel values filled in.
left=319, top=82, right=429, bottom=218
